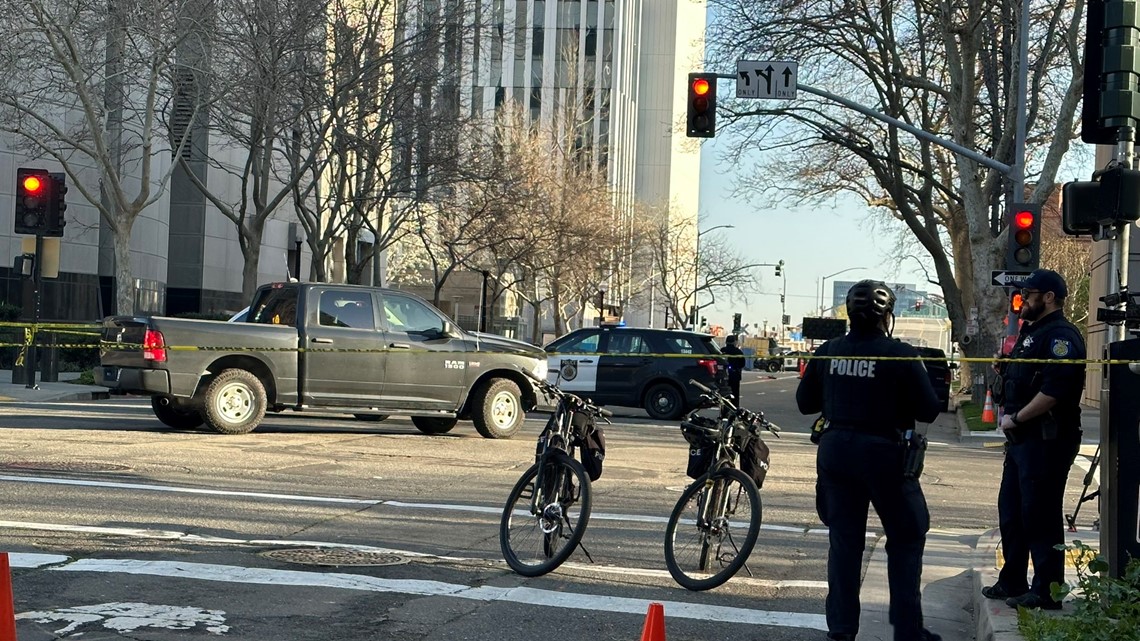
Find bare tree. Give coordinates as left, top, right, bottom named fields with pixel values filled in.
left=645, top=212, right=762, bottom=328
left=0, top=0, right=205, bottom=313
left=707, top=0, right=1084, bottom=378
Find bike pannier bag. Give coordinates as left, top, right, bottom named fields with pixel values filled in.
left=681, top=418, right=716, bottom=479
left=739, top=433, right=771, bottom=489
left=573, top=412, right=606, bottom=481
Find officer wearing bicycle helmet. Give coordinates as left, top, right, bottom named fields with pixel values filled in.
left=796, top=279, right=941, bottom=641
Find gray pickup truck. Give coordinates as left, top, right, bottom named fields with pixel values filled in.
left=96, top=282, right=548, bottom=438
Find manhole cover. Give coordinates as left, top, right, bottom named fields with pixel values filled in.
left=260, top=548, right=409, bottom=567
left=1, top=461, right=130, bottom=473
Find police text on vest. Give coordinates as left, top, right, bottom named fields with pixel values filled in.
left=830, top=359, right=876, bottom=377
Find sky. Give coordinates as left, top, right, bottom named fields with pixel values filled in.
left=696, top=127, right=938, bottom=334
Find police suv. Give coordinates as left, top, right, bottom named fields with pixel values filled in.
left=544, top=324, right=727, bottom=420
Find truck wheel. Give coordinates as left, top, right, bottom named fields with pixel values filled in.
left=151, top=396, right=204, bottom=430
left=767, top=360, right=780, bottom=373
left=472, top=378, right=524, bottom=439
left=645, top=382, right=684, bottom=420
left=353, top=414, right=390, bottom=422
left=201, top=369, right=266, bottom=434
left=412, top=416, right=458, bottom=434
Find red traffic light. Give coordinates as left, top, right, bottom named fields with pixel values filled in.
left=692, top=78, right=710, bottom=96
left=22, top=175, right=44, bottom=194
left=1014, top=210, right=1034, bottom=229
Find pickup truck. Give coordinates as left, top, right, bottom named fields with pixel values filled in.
left=95, top=282, right=549, bottom=438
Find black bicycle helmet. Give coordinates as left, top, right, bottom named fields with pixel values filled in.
left=845, top=279, right=897, bottom=325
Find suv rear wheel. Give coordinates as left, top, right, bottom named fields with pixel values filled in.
left=644, top=382, right=685, bottom=420
left=766, top=360, right=780, bottom=373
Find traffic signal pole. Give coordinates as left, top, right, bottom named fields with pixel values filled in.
left=24, top=232, right=44, bottom=389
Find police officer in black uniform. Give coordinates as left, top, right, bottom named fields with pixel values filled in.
left=983, top=269, right=1085, bottom=610
left=797, top=280, right=941, bottom=641
left=722, top=335, right=746, bottom=403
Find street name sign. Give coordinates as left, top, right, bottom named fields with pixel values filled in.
left=736, top=60, right=798, bottom=100
left=991, top=270, right=1034, bottom=287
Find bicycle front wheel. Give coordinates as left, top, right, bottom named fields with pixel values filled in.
left=664, top=466, right=761, bottom=591
left=499, top=450, right=592, bottom=577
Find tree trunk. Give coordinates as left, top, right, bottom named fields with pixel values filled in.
left=241, top=221, right=266, bottom=302
left=112, top=226, right=134, bottom=315
left=530, top=299, right=543, bottom=345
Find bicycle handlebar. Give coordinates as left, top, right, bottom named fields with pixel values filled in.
left=520, top=366, right=612, bottom=421
left=687, top=379, right=781, bottom=438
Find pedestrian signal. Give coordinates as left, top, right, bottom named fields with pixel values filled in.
left=686, top=73, right=717, bottom=138
left=1010, top=291, right=1024, bottom=314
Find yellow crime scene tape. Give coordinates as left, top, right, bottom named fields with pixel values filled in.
left=0, top=321, right=1133, bottom=364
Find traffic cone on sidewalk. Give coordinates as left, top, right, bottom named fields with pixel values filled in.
left=639, top=602, right=666, bottom=641
left=1, top=552, right=17, bottom=641
left=982, top=389, right=996, bottom=424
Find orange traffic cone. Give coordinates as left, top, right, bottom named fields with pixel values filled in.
left=1, top=552, right=17, bottom=641
left=982, top=389, right=996, bottom=424
left=639, top=602, right=666, bottom=641
left=798, top=358, right=807, bottom=379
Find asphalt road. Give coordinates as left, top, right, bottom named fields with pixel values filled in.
left=0, top=372, right=1015, bottom=640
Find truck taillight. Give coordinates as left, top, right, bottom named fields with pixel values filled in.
left=697, top=358, right=718, bottom=377
left=143, top=329, right=167, bottom=362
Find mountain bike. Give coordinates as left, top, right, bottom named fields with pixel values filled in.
left=499, top=371, right=611, bottom=577
left=664, top=378, right=780, bottom=591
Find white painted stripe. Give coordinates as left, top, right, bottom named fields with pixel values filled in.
left=560, top=562, right=828, bottom=590
left=0, top=475, right=379, bottom=505
left=7, top=553, right=70, bottom=568
left=1, top=474, right=835, bottom=536
left=55, top=558, right=828, bottom=631
left=0, top=520, right=824, bottom=587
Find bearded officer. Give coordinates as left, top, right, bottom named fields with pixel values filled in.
left=982, top=269, right=1085, bottom=610
left=797, top=279, right=941, bottom=641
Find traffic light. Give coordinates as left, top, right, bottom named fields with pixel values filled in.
left=775, top=259, right=784, bottom=277
left=14, top=168, right=52, bottom=235
left=915, top=298, right=925, bottom=312
left=781, top=314, right=791, bottom=326
left=1005, top=203, right=1041, bottom=270
left=732, top=312, right=742, bottom=334
left=1010, top=290, right=1024, bottom=314
left=686, top=73, right=717, bottom=138
left=1062, top=166, right=1140, bottom=235
left=45, top=172, right=68, bottom=237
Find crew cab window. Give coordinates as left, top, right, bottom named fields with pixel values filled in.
left=383, top=294, right=445, bottom=334
left=606, top=333, right=649, bottom=354
left=248, top=287, right=299, bottom=327
left=318, top=291, right=375, bottom=329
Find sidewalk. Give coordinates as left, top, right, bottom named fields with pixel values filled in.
left=0, top=369, right=110, bottom=403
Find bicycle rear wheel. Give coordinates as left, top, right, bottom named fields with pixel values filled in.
left=664, top=466, right=761, bottom=591
left=500, top=450, right=592, bottom=577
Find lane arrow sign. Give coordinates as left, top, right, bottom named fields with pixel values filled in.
left=991, top=270, right=1034, bottom=287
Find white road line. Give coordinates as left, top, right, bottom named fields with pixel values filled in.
left=53, top=558, right=828, bottom=631
left=8, top=553, right=70, bottom=568
left=1, top=474, right=832, bottom=536
left=559, top=562, right=828, bottom=590
left=0, top=475, right=379, bottom=505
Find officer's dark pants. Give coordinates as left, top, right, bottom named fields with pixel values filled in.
left=817, top=429, right=930, bottom=641
left=996, top=431, right=1081, bottom=598
left=729, top=376, right=741, bottom=404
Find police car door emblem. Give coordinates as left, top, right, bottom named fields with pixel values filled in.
left=1051, top=339, right=1070, bottom=357
left=560, top=359, right=578, bottom=381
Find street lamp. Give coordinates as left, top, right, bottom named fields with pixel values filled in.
left=597, top=282, right=609, bottom=326
left=693, top=224, right=735, bottom=328
left=818, top=267, right=867, bottom=316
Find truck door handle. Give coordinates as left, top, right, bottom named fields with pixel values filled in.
left=389, top=343, right=412, bottom=349
left=311, top=338, right=334, bottom=344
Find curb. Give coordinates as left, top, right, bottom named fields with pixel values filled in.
left=972, top=528, right=1025, bottom=641
left=0, top=388, right=110, bottom=403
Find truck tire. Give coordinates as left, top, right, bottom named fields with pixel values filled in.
left=412, top=416, right=458, bottom=434
left=151, top=396, right=204, bottom=430
left=201, top=368, right=266, bottom=435
left=472, top=378, right=524, bottom=439
left=644, top=382, right=684, bottom=420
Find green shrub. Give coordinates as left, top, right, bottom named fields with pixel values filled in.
left=1020, top=540, right=1140, bottom=641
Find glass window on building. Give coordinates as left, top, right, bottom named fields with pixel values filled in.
left=604, top=0, right=615, bottom=28
left=530, top=86, right=541, bottom=109
left=561, top=1, right=581, bottom=26
left=533, top=0, right=545, bottom=25
left=586, top=0, right=598, bottom=26
left=532, top=26, right=544, bottom=55
left=584, top=27, right=597, bottom=56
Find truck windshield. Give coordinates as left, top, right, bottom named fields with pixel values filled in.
left=249, top=287, right=299, bottom=327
